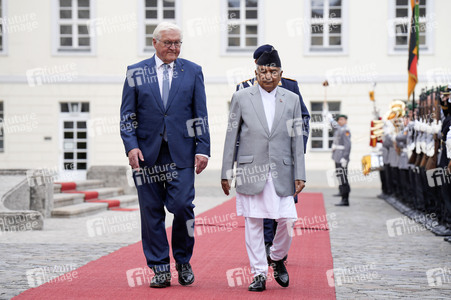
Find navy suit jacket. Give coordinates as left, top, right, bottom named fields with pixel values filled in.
left=236, top=77, right=310, bottom=152
left=120, top=55, right=210, bottom=168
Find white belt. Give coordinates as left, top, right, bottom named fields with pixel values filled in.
left=333, top=144, right=345, bottom=150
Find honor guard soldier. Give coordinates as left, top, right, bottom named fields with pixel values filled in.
left=324, top=113, right=351, bottom=206
left=439, top=85, right=451, bottom=240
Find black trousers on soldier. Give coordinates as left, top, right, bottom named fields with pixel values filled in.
left=335, top=163, right=350, bottom=200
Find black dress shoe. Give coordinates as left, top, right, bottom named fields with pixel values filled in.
left=150, top=267, right=171, bottom=288
left=248, top=274, right=266, bottom=292
left=176, top=263, right=194, bottom=286
left=333, top=193, right=342, bottom=197
left=269, top=257, right=289, bottom=287
left=335, top=199, right=349, bottom=206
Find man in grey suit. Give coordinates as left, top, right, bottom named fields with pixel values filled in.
left=221, top=49, right=306, bottom=292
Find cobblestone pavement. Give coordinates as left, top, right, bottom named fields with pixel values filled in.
left=1, top=182, right=450, bottom=299
left=316, top=187, right=451, bottom=300
left=0, top=185, right=231, bottom=300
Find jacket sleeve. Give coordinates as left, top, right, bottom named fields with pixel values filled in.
left=291, top=82, right=310, bottom=153
left=342, top=129, right=351, bottom=161
left=292, top=99, right=306, bottom=181
left=119, top=66, right=139, bottom=156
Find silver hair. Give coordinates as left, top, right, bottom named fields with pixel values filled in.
left=153, top=22, right=183, bottom=40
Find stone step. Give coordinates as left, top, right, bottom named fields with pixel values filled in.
left=62, top=187, right=124, bottom=201
left=53, top=193, right=85, bottom=208
left=51, top=202, right=109, bottom=218
left=53, top=179, right=105, bottom=193
left=94, top=194, right=138, bottom=208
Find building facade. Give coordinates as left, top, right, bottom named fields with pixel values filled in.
left=0, top=0, right=450, bottom=180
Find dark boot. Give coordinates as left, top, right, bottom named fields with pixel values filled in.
left=335, top=197, right=349, bottom=206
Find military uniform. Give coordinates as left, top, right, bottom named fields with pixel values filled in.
left=395, top=125, right=411, bottom=204
left=331, top=119, right=351, bottom=205
left=438, top=89, right=451, bottom=229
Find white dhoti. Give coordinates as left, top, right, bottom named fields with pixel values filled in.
left=237, top=174, right=297, bottom=277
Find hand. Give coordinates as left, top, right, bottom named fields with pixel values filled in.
left=221, top=179, right=231, bottom=196
left=294, top=180, right=305, bottom=197
left=128, top=148, right=144, bottom=170
left=340, top=158, right=348, bottom=168
left=195, top=155, right=208, bottom=174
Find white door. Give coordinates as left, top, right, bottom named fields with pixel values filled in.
left=59, top=102, right=90, bottom=181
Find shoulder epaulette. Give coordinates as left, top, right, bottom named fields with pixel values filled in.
left=238, top=78, right=254, bottom=85
left=282, top=77, right=298, bottom=82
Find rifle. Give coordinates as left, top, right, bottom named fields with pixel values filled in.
left=426, top=87, right=441, bottom=170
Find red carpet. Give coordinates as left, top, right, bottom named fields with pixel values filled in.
left=14, top=193, right=335, bottom=300
left=56, top=182, right=76, bottom=191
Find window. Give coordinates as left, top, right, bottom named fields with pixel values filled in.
left=0, top=102, right=4, bottom=152
left=225, top=0, right=260, bottom=52
left=388, top=0, right=432, bottom=53
left=56, top=0, right=92, bottom=52
left=307, top=0, right=345, bottom=53
left=60, top=102, right=89, bottom=170
left=310, top=101, right=340, bottom=150
left=142, top=0, right=177, bottom=52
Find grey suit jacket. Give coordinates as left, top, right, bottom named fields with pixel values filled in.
left=221, top=85, right=306, bottom=196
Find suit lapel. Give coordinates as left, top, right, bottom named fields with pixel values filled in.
left=270, top=87, right=286, bottom=136
left=146, top=56, right=164, bottom=111
left=165, top=59, right=185, bottom=111
left=249, top=85, right=270, bottom=136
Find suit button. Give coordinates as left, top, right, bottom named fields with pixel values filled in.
left=164, top=114, right=167, bottom=117
left=160, top=133, right=163, bottom=136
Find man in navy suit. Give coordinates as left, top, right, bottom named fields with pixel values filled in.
left=120, top=22, right=210, bottom=288
left=236, top=44, right=310, bottom=258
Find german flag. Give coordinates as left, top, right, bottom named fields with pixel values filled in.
left=407, top=0, right=419, bottom=99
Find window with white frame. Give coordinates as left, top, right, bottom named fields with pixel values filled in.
left=310, top=101, right=340, bottom=150
left=309, top=0, right=343, bottom=52
left=57, top=0, right=91, bottom=52
left=226, top=0, right=259, bottom=52
left=142, top=0, right=177, bottom=52
left=0, top=101, right=4, bottom=152
left=389, top=0, right=429, bottom=52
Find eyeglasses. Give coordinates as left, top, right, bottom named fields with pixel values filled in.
left=158, top=40, right=183, bottom=48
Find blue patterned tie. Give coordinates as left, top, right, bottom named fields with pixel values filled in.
left=162, top=64, right=170, bottom=108
left=162, top=64, right=170, bottom=141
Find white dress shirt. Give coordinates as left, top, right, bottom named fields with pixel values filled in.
left=154, top=55, right=174, bottom=98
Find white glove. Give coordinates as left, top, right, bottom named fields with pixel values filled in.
left=340, top=158, right=348, bottom=168
left=432, top=120, right=442, bottom=134
left=322, top=111, right=333, bottom=123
